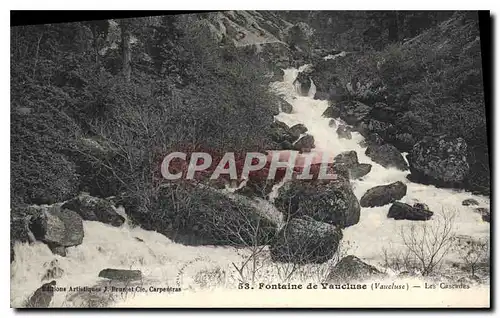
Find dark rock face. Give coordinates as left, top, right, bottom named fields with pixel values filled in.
left=337, top=100, right=371, bottom=125
left=387, top=202, right=434, bottom=221
left=62, top=193, right=125, bottom=227
left=274, top=179, right=360, bottom=228
left=289, top=124, right=308, bottom=139
left=279, top=99, right=294, bottom=113
left=270, top=218, right=343, bottom=264
left=26, top=280, right=56, bottom=308
left=360, top=181, right=407, bottom=207
left=407, top=136, right=470, bottom=188
left=336, top=125, right=352, bottom=140
left=350, top=164, right=372, bottom=179
left=365, top=144, right=409, bottom=171
left=72, top=137, right=121, bottom=198
left=322, top=105, right=341, bottom=118
left=474, top=208, right=490, bottom=222
left=327, top=255, right=384, bottom=282
left=462, top=198, right=479, bottom=206
left=98, top=269, right=142, bottom=281
left=29, top=206, right=84, bottom=249
left=359, top=133, right=385, bottom=148
left=126, top=183, right=278, bottom=246
left=294, top=134, right=315, bottom=151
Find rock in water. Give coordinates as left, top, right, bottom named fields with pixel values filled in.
left=294, top=134, right=315, bottom=151
left=29, top=206, right=84, bottom=248
left=360, top=181, right=407, bottom=207
left=334, top=151, right=359, bottom=167
left=98, top=269, right=142, bottom=281
left=333, top=151, right=372, bottom=179
left=274, top=179, right=360, bottom=228
left=270, top=218, right=343, bottom=264
left=279, top=99, right=293, bottom=113
left=289, top=124, right=308, bottom=139
left=462, top=198, right=479, bottom=206
left=62, top=193, right=125, bottom=227
left=294, top=71, right=312, bottom=96
left=26, top=280, right=56, bottom=308
left=327, top=255, right=384, bottom=282
left=365, top=143, right=408, bottom=171
left=474, top=208, right=490, bottom=223
left=407, top=136, right=470, bottom=188
left=336, top=125, right=352, bottom=140
left=387, top=202, right=433, bottom=221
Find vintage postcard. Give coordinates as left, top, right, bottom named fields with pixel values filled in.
left=10, top=10, right=491, bottom=308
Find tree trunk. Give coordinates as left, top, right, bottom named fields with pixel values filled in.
left=120, top=20, right=131, bottom=82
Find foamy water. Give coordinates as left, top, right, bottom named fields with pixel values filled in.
left=10, top=67, right=490, bottom=308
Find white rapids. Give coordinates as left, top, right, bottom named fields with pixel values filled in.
left=10, top=66, right=490, bottom=308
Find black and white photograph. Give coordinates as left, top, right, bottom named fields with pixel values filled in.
left=9, top=10, right=491, bottom=308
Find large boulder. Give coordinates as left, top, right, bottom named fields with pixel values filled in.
left=387, top=202, right=433, bottom=221
left=327, top=255, right=384, bottom=282
left=336, top=125, right=352, bottom=140
left=294, top=134, right=315, bottom=151
left=29, top=206, right=84, bottom=249
left=368, top=102, right=398, bottom=122
left=61, top=193, right=125, bottom=227
left=274, top=179, right=360, bottom=228
left=98, top=269, right=142, bottom=281
left=337, top=100, right=372, bottom=125
left=365, top=143, right=409, bottom=171
left=26, top=280, right=56, bottom=308
left=360, top=181, right=407, bottom=207
left=125, top=183, right=278, bottom=246
left=334, top=151, right=358, bottom=167
left=407, top=136, right=470, bottom=188
left=270, top=217, right=343, bottom=264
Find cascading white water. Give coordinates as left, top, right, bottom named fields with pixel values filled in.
left=271, top=67, right=490, bottom=264
left=10, top=66, right=490, bottom=308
